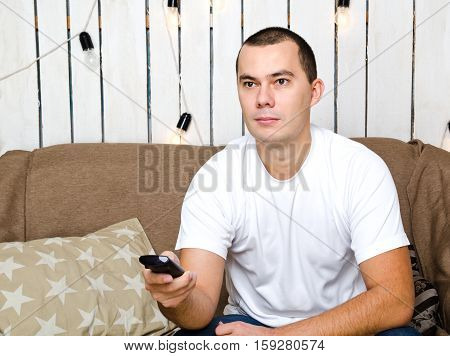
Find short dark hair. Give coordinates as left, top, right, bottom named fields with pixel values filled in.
left=235, top=27, right=317, bottom=84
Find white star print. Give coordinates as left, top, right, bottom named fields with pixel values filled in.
left=81, top=233, right=109, bottom=243
left=123, top=273, right=145, bottom=298
left=113, top=306, right=142, bottom=334
left=76, top=246, right=98, bottom=268
left=35, top=251, right=65, bottom=271
left=43, top=237, right=71, bottom=246
left=0, top=284, right=34, bottom=315
left=112, top=244, right=139, bottom=266
left=45, top=276, right=77, bottom=304
left=35, top=314, right=66, bottom=335
left=85, top=275, right=113, bottom=297
left=112, top=226, right=139, bottom=239
left=0, top=257, right=25, bottom=280
left=1, top=242, right=24, bottom=253
left=78, top=307, right=105, bottom=335
left=1, top=324, right=12, bottom=336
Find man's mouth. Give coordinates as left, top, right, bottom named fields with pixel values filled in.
left=254, top=117, right=280, bottom=125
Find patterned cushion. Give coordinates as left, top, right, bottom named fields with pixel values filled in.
left=0, top=218, right=176, bottom=335
left=407, top=244, right=443, bottom=335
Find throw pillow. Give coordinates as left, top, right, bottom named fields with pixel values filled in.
left=407, top=244, right=443, bottom=335
left=0, top=218, right=177, bottom=335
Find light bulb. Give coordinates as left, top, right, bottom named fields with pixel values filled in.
left=170, top=129, right=183, bottom=144
left=210, top=0, right=226, bottom=12
left=84, top=49, right=100, bottom=71
left=171, top=113, right=191, bottom=144
left=167, top=7, right=179, bottom=27
left=335, top=7, right=351, bottom=29
left=79, top=32, right=100, bottom=70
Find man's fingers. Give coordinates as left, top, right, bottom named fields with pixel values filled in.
left=215, top=321, right=235, bottom=336
left=144, top=271, right=197, bottom=309
left=146, top=270, right=195, bottom=292
left=142, top=269, right=173, bottom=285
left=153, top=271, right=197, bottom=302
left=157, top=275, right=197, bottom=308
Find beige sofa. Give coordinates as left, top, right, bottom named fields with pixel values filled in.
left=0, top=137, right=448, bottom=335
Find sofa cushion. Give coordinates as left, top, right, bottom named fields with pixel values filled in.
left=0, top=218, right=176, bottom=335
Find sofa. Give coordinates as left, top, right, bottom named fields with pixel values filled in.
left=0, top=137, right=448, bottom=335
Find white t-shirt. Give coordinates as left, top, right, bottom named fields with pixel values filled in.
left=175, top=123, right=410, bottom=327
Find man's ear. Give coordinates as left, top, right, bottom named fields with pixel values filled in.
left=310, top=78, right=325, bottom=107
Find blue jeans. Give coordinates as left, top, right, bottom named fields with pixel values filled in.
left=174, top=314, right=421, bottom=336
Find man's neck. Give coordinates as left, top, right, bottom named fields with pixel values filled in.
left=255, top=124, right=312, bottom=181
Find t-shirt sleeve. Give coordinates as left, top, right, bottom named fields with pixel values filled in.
left=174, top=159, right=234, bottom=260
left=347, top=149, right=410, bottom=265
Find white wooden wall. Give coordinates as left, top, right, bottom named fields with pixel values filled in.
left=0, top=0, right=449, bottom=156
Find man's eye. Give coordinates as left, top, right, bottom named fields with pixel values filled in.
left=277, top=78, right=288, bottom=85
left=244, top=82, right=255, bottom=88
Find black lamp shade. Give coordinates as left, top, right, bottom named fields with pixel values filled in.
left=79, top=32, right=94, bottom=51
left=338, top=0, right=350, bottom=7
left=176, top=113, right=192, bottom=132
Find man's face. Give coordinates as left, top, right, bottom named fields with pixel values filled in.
left=237, top=40, right=314, bottom=144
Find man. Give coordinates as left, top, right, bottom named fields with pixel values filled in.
left=143, top=27, right=419, bottom=336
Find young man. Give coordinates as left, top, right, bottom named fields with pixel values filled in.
left=143, top=27, right=419, bottom=336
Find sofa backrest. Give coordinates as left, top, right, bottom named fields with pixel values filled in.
left=0, top=139, right=417, bottom=246
left=0, top=143, right=222, bottom=253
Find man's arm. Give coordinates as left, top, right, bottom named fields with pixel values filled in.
left=216, top=246, right=415, bottom=336
left=275, top=246, right=414, bottom=335
left=144, top=248, right=225, bottom=330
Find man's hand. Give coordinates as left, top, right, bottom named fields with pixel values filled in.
left=215, top=321, right=274, bottom=336
left=142, top=250, right=197, bottom=309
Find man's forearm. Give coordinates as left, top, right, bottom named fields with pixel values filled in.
left=273, top=285, right=414, bottom=336
left=158, top=287, right=216, bottom=330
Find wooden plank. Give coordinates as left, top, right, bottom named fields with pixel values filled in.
left=180, top=0, right=210, bottom=145
left=337, top=0, right=366, bottom=138
left=101, top=0, right=147, bottom=143
left=70, top=0, right=102, bottom=143
left=243, top=0, right=288, bottom=134
left=291, top=0, right=335, bottom=131
left=212, top=0, right=242, bottom=145
left=149, top=0, right=180, bottom=144
left=243, top=0, right=287, bottom=39
left=367, top=0, right=413, bottom=140
left=37, top=0, right=71, bottom=147
left=0, top=0, right=39, bottom=156
left=414, top=0, right=450, bottom=147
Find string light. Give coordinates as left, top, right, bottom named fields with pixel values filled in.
left=0, top=0, right=98, bottom=83
left=167, top=0, right=179, bottom=27
left=210, top=0, right=227, bottom=12
left=335, top=0, right=351, bottom=29
left=171, top=112, right=192, bottom=144
left=79, top=32, right=100, bottom=71
left=0, top=0, right=199, bottom=146
left=165, top=0, right=195, bottom=144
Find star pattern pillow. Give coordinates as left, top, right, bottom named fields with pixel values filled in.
left=0, top=218, right=176, bottom=336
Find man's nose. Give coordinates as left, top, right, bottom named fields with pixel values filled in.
left=256, top=84, right=275, bottom=108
